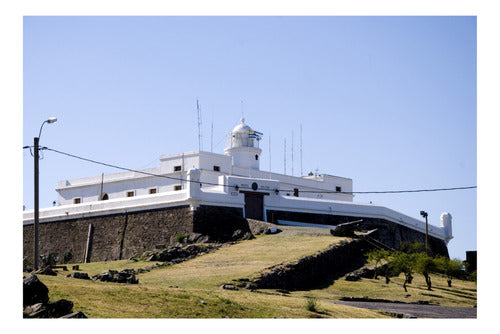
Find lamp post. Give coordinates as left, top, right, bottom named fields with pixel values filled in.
left=34, top=117, right=57, bottom=270
left=420, top=210, right=429, bottom=256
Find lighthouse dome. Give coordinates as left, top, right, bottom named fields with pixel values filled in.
left=232, top=118, right=251, bottom=133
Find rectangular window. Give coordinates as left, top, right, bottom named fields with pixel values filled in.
left=336, top=186, right=342, bottom=192
left=126, top=191, right=135, bottom=197
left=149, top=188, right=157, bottom=194
left=174, top=165, right=182, bottom=171
left=174, top=185, right=182, bottom=191
left=213, top=165, right=220, bottom=172
left=73, top=198, right=81, bottom=204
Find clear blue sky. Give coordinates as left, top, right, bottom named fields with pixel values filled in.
left=23, top=16, right=476, bottom=260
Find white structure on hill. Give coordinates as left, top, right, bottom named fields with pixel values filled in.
left=23, top=118, right=453, bottom=244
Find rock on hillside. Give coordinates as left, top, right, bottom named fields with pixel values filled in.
left=23, top=273, right=87, bottom=318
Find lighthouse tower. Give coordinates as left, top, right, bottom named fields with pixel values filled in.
left=224, top=118, right=262, bottom=170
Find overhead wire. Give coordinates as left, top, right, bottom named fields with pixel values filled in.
left=27, top=145, right=477, bottom=195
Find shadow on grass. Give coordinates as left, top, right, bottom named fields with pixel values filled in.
left=421, top=293, right=443, bottom=298
left=434, top=286, right=476, bottom=296
left=300, top=255, right=368, bottom=291
left=433, top=287, right=478, bottom=301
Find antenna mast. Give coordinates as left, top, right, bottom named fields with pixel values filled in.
left=211, top=121, right=213, bottom=153
left=291, top=131, right=294, bottom=176
left=197, top=99, right=203, bottom=151
left=300, top=124, right=303, bottom=176
left=269, top=135, right=271, bottom=172
left=284, top=138, right=287, bottom=175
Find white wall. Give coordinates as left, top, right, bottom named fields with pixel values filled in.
left=29, top=171, right=451, bottom=243
left=231, top=166, right=354, bottom=202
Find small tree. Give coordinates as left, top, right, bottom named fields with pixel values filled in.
left=366, top=248, right=389, bottom=279
left=414, top=253, right=437, bottom=290
left=388, top=251, right=415, bottom=292
left=435, top=256, right=464, bottom=287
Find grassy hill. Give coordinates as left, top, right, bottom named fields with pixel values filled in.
left=33, top=226, right=476, bottom=318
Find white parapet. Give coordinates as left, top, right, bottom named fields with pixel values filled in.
left=264, top=195, right=452, bottom=243
left=23, top=189, right=191, bottom=225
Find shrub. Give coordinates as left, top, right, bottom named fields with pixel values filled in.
left=175, top=233, right=188, bottom=243
left=63, top=251, right=73, bottom=264
left=468, top=270, right=477, bottom=282
left=40, top=253, right=58, bottom=267
left=305, top=298, right=318, bottom=312
left=23, top=257, right=33, bottom=272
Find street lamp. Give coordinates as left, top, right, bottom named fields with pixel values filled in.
left=420, top=210, right=429, bottom=256
left=34, top=117, right=57, bottom=270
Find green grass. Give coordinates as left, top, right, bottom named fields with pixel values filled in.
left=31, top=225, right=476, bottom=318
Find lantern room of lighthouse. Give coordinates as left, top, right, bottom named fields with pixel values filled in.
left=224, top=118, right=262, bottom=170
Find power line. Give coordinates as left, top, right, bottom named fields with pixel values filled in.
left=35, top=146, right=476, bottom=195
left=42, top=146, right=224, bottom=188
left=298, top=186, right=477, bottom=195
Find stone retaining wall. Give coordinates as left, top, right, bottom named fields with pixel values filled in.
left=23, top=205, right=449, bottom=265
left=266, top=210, right=449, bottom=257
left=24, top=205, right=195, bottom=264
left=252, top=239, right=369, bottom=290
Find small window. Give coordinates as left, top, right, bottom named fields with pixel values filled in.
left=149, top=188, right=157, bottom=194
left=336, top=186, right=342, bottom=192
left=213, top=165, right=220, bottom=172
left=126, top=191, right=135, bottom=197
left=255, top=154, right=259, bottom=160
left=174, top=185, right=182, bottom=191
left=73, top=198, right=81, bottom=204
left=174, top=165, right=182, bottom=172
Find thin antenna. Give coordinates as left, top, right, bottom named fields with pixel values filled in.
left=197, top=99, right=203, bottom=151
left=291, top=131, right=294, bottom=176
left=284, top=138, right=287, bottom=175
left=269, top=135, right=271, bottom=172
left=211, top=121, right=214, bottom=153
left=300, top=124, right=303, bottom=176
left=241, top=100, right=244, bottom=119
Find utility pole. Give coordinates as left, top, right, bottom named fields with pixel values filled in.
left=33, top=136, right=40, bottom=270
left=33, top=117, right=57, bottom=270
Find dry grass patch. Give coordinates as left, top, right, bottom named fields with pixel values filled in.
left=139, top=227, right=346, bottom=288
left=30, top=225, right=473, bottom=318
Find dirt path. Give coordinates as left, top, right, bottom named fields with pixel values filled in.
left=329, top=300, right=477, bottom=318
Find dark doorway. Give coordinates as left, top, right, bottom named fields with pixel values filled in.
left=244, top=192, right=264, bottom=220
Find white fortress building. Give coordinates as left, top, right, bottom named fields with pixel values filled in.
left=23, top=118, right=453, bottom=254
